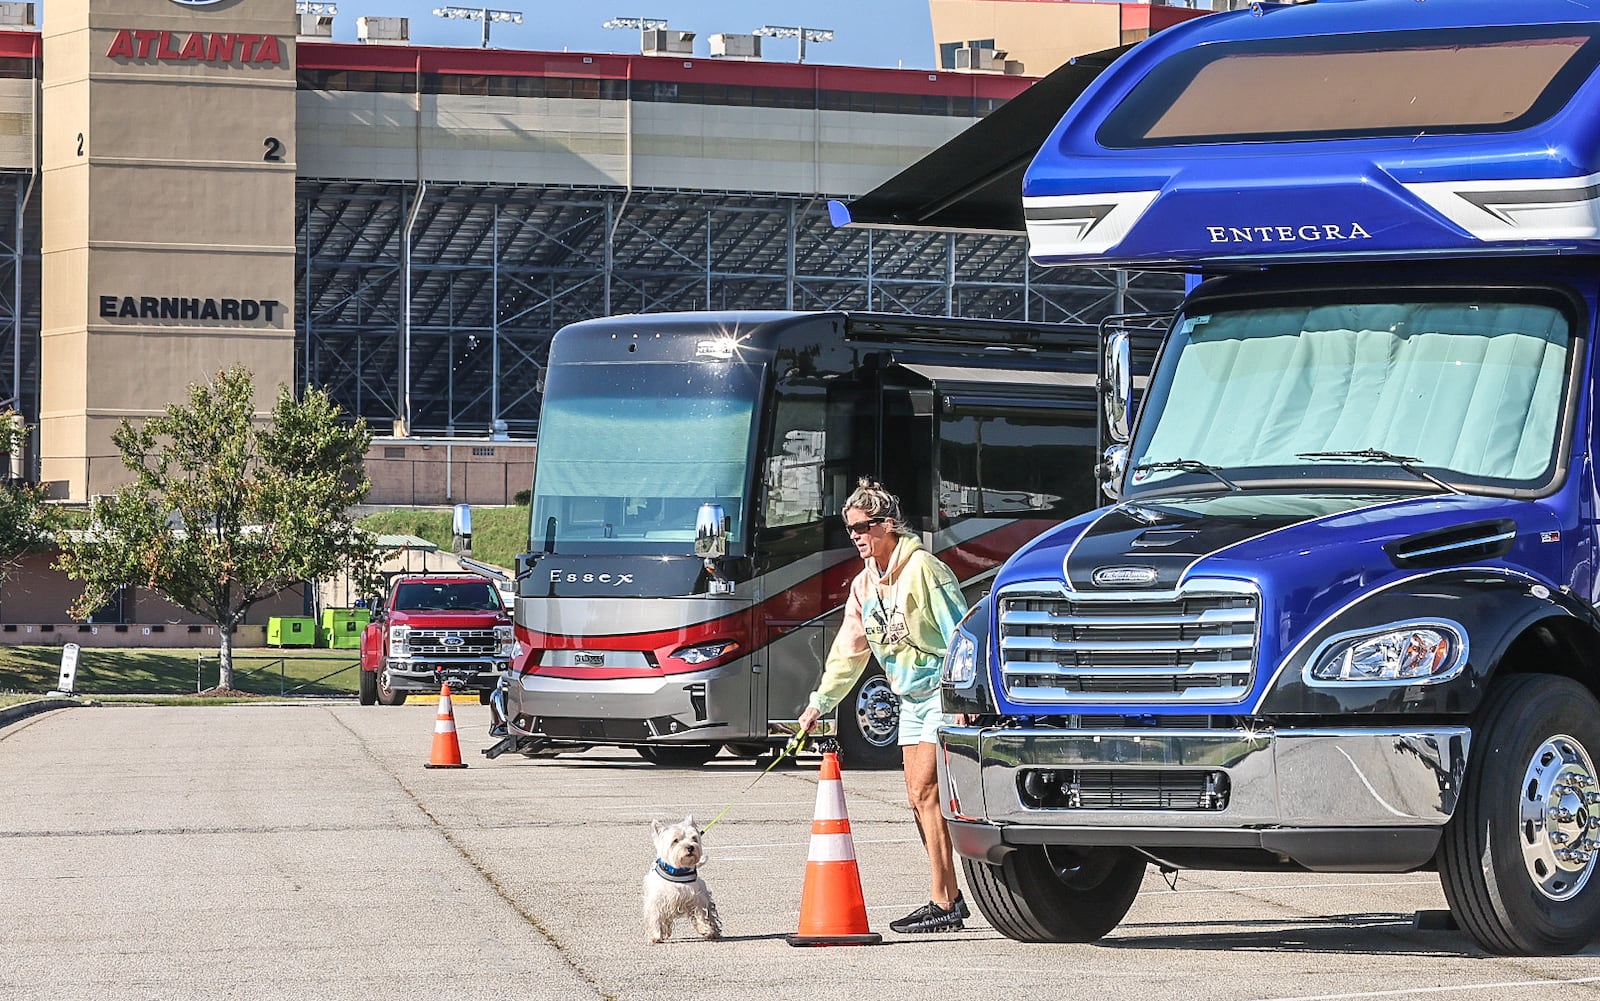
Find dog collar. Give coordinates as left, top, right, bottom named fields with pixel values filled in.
left=654, top=858, right=699, bottom=883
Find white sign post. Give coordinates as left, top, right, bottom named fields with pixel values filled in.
left=51, top=643, right=80, bottom=698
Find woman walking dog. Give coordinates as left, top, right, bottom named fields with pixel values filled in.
left=797, top=478, right=970, bottom=934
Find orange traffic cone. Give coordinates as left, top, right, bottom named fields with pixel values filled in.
left=424, top=683, right=468, bottom=769
left=787, top=750, right=882, bottom=946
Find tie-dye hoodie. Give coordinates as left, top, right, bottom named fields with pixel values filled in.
left=808, top=533, right=968, bottom=715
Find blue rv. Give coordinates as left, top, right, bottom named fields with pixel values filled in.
left=933, top=0, right=1600, bottom=955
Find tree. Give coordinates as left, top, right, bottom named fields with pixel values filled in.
left=56, top=368, right=389, bottom=692
left=0, top=412, right=61, bottom=578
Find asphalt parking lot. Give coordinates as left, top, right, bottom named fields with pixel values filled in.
left=6, top=700, right=1600, bottom=1001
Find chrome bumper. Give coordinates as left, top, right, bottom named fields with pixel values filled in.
left=938, top=725, right=1471, bottom=871
left=383, top=659, right=505, bottom=691
left=503, top=662, right=757, bottom=743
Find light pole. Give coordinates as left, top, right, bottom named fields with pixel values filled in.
left=752, top=25, right=835, bottom=63
left=603, top=16, right=670, bottom=53
left=433, top=6, right=525, bottom=48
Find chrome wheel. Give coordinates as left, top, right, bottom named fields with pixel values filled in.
left=1440, top=674, right=1600, bottom=954
left=853, top=675, right=899, bottom=749
left=375, top=669, right=407, bottom=706
left=1520, top=734, right=1600, bottom=900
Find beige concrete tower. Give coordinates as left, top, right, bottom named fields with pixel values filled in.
left=40, top=0, right=296, bottom=500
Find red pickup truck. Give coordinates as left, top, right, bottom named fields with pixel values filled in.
left=357, top=575, right=514, bottom=706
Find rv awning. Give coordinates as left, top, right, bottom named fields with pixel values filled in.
left=829, top=45, right=1132, bottom=236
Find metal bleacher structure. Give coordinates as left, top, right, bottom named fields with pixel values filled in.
left=296, top=182, right=1184, bottom=435
left=0, top=32, right=1185, bottom=440
left=0, top=174, right=37, bottom=427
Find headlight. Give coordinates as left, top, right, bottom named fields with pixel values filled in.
left=495, top=624, right=515, bottom=655
left=943, top=630, right=978, bottom=687
left=671, top=640, right=740, bottom=665
left=1308, top=621, right=1466, bottom=684
left=388, top=624, right=411, bottom=656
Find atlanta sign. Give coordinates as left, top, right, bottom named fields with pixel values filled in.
left=105, top=29, right=284, bottom=66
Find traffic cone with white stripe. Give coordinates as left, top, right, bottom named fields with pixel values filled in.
left=424, top=683, right=468, bottom=769
left=787, top=750, right=882, bottom=946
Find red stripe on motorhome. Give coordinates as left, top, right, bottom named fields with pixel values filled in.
left=517, top=519, right=1058, bottom=680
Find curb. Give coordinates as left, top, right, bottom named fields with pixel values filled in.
left=0, top=697, right=89, bottom=729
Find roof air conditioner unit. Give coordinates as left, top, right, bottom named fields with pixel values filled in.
left=357, top=16, right=410, bottom=44
left=642, top=29, right=695, bottom=56
left=709, top=33, right=761, bottom=60
left=0, top=3, right=34, bottom=28
left=299, top=13, right=334, bottom=39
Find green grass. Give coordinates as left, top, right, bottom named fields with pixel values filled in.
left=1, top=506, right=532, bottom=710
left=0, top=646, right=361, bottom=699
left=359, top=506, right=530, bottom=571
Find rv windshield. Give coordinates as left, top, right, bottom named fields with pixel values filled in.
left=530, top=360, right=761, bottom=553
left=1128, top=298, right=1572, bottom=496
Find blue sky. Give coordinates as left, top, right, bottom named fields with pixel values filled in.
left=321, top=1, right=940, bottom=69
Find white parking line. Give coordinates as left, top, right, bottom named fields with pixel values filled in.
left=1251, top=977, right=1600, bottom=1001
left=1168, top=878, right=1436, bottom=894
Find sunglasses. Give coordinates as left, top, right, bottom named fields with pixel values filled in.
left=846, top=517, right=887, bottom=535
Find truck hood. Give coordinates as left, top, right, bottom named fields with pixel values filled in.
left=1003, top=489, right=1561, bottom=615
left=387, top=610, right=509, bottom=628
left=993, top=490, right=1564, bottom=713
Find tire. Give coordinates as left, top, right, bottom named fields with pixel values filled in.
left=835, top=666, right=901, bottom=770
left=478, top=689, right=493, bottom=706
left=358, top=669, right=377, bottom=706
left=375, top=670, right=408, bottom=706
left=636, top=743, right=723, bottom=767
left=726, top=742, right=772, bottom=759
left=962, top=846, right=1145, bottom=942
left=1439, top=673, right=1600, bottom=954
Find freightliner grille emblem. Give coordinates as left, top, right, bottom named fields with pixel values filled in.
left=1092, top=566, right=1158, bottom=588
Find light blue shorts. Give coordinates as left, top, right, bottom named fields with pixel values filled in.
left=897, top=690, right=949, bottom=746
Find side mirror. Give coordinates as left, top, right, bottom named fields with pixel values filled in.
left=1102, top=331, right=1132, bottom=445
left=695, top=503, right=728, bottom=559
left=452, top=503, right=473, bottom=556
left=1099, top=445, right=1129, bottom=501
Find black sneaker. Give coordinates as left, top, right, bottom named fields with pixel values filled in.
left=890, top=899, right=965, bottom=933
left=953, top=890, right=970, bottom=920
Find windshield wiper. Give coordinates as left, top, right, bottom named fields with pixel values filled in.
left=1132, top=459, right=1240, bottom=491
left=1296, top=448, right=1463, bottom=495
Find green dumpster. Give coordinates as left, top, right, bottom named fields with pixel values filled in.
left=320, top=608, right=371, bottom=649
left=267, top=616, right=316, bottom=647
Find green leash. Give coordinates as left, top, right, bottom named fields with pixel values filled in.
left=701, top=731, right=812, bottom=832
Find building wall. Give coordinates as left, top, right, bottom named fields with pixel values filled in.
left=930, top=0, right=1209, bottom=75
left=39, top=0, right=298, bottom=502
left=364, top=437, right=537, bottom=507
left=0, top=549, right=308, bottom=642
left=0, top=71, right=35, bottom=169
left=294, top=47, right=1022, bottom=197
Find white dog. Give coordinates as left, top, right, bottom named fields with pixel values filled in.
left=643, top=815, right=722, bottom=943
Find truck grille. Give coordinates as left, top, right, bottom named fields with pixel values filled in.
left=407, top=628, right=499, bottom=656
left=997, top=581, right=1258, bottom=704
